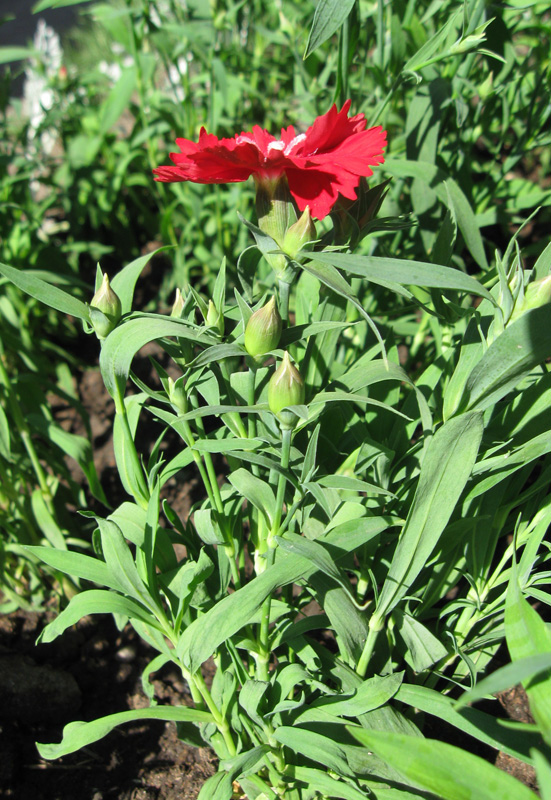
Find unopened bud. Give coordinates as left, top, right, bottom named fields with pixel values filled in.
left=268, top=351, right=305, bottom=430
left=510, top=276, right=551, bottom=323
left=167, top=376, right=188, bottom=415
left=282, top=206, right=316, bottom=259
left=90, top=274, right=122, bottom=339
left=244, top=297, right=282, bottom=359
left=206, top=300, right=224, bottom=336
left=171, top=288, right=185, bottom=318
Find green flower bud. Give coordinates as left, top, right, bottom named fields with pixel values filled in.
left=510, top=276, right=551, bottom=324
left=282, top=206, right=316, bottom=259
left=244, top=297, right=282, bottom=359
left=167, top=376, right=188, bottom=415
left=90, top=273, right=122, bottom=339
left=171, top=287, right=185, bottom=318
left=268, top=351, right=305, bottom=430
left=206, top=300, right=224, bottom=336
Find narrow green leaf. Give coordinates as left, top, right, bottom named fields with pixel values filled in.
left=349, top=728, right=539, bottom=800
left=111, top=248, right=173, bottom=315
left=37, top=706, right=213, bottom=760
left=291, top=767, right=369, bottom=800
left=228, top=468, right=276, bottom=526
left=397, top=684, right=538, bottom=764
left=97, top=519, right=157, bottom=612
left=532, top=750, right=551, bottom=800
left=383, top=159, right=488, bottom=270
left=177, top=551, right=312, bottom=673
left=274, top=726, right=354, bottom=777
left=24, top=546, right=119, bottom=591
left=0, top=262, right=90, bottom=321
left=0, top=46, right=36, bottom=64
left=505, top=572, right=551, bottom=746
left=99, top=316, right=211, bottom=397
left=99, top=67, right=137, bottom=135
left=309, top=251, right=492, bottom=302
left=466, top=306, right=551, bottom=411
left=37, top=590, right=159, bottom=644
left=456, top=654, right=551, bottom=709
left=304, top=0, right=356, bottom=58
left=375, top=412, right=484, bottom=621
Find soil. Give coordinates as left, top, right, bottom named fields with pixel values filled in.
left=0, top=264, right=542, bottom=799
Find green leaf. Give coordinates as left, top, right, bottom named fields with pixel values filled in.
left=456, top=654, right=551, bottom=709
left=0, top=46, right=36, bottom=64
left=274, top=726, right=355, bottom=777
left=296, top=673, right=403, bottom=722
left=532, top=750, right=551, bottom=800
left=402, top=12, right=460, bottom=72
left=391, top=610, right=448, bottom=671
left=36, top=706, right=213, bottom=760
left=505, top=572, right=551, bottom=747
left=97, top=519, right=157, bottom=612
left=0, top=403, right=10, bottom=459
left=99, top=316, right=211, bottom=398
left=349, top=728, right=539, bottom=800
left=383, top=159, right=488, bottom=270
left=228, top=468, right=276, bottom=526
left=24, top=546, right=119, bottom=591
left=99, top=67, right=137, bottom=136
left=111, top=248, right=173, bottom=315
left=397, top=684, right=538, bottom=764
left=37, top=590, right=160, bottom=644
left=304, top=0, right=356, bottom=58
left=465, top=306, right=551, bottom=411
left=0, top=262, right=90, bottom=322
left=177, top=551, right=312, bottom=673
left=374, top=412, right=484, bottom=622
left=292, top=766, right=376, bottom=800
left=309, top=251, right=492, bottom=302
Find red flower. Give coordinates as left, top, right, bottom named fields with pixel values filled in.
left=153, top=101, right=387, bottom=220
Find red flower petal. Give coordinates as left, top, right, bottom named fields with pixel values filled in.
left=153, top=102, right=387, bottom=218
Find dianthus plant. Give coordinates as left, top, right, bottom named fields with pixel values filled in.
left=4, top=101, right=551, bottom=800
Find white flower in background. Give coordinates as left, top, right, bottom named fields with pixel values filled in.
left=22, top=19, right=63, bottom=156
left=99, top=43, right=134, bottom=84
left=167, top=56, right=188, bottom=102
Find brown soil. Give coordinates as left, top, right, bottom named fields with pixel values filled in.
left=0, top=609, right=217, bottom=800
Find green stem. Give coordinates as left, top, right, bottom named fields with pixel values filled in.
left=356, top=617, right=383, bottom=678
left=193, top=669, right=237, bottom=757
left=219, top=361, right=248, bottom=438
left=257, top=427, right=292, bottom=680
left=257, top=547, right=276, bottom=682
left=278, top=279, right=291, bottom=324
left=268, top=427, right=292, bottom=547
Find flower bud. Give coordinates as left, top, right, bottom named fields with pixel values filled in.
left=268, top=351, right=305, bottom=430
left=89, top=273, right=122, bottom=339
left=167, top=376, right=188, bottom=415
left=206, top=300, right=224, bottom=336
left=509, top=276, right=551, bottom=324
left=282, top=206, right=316, bottom=259
left=244, top=297, right=282, bottom=359
left=171, top=287, right=185, bottom=318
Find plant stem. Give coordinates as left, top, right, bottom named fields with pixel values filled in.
left=257, top=426, right=292, bottom=680
left=356, top=617, right=383, bottom=678
left=219, top=361, right=248, bottom=438
left=268, top=427, right=292, bottom=547
left=193, top=669, right=237, bottom=757
left=278, top=279, right=291, bottom=324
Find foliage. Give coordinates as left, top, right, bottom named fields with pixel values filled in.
left=0, top=0, right=550, bottom=797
